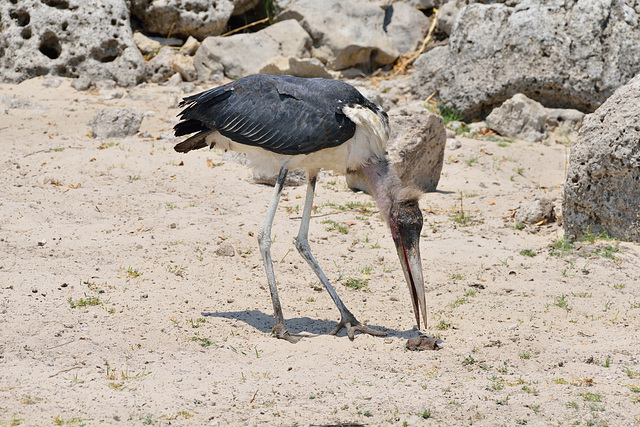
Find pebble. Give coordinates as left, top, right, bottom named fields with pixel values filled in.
left=507, top=323, right=519, bottom=330
left=37, top=239, right=46, bottom=246
left=446, top=138, right=461, bottom=150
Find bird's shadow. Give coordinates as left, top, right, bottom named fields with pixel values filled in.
left=202, top=309, right=420, bottom=340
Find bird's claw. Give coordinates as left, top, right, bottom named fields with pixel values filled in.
left=272, top=324, right=302, bottom=344
left=329, top=318, right=387, bottom=340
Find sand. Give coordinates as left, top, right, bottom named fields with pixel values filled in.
left=1, top=76, right=639, bottom=426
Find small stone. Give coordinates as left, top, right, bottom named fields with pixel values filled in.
left=406, top=336, right=439, bottom=351
left=37, top=239, right=46, bottom=246
left=71, top=76, right=92, bottom=91
left=446, top=138, right=462, bottom=150
left=215, top=243, right=236, bottom=257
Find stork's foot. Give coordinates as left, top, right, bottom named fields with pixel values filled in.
left=329, top=314, right=387, bottom=340
left=272, top=324, right=302, bottom=344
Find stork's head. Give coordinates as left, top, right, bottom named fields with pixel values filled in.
left=388, top=197, right=427, bottom=330
left=351, top=159, right=428, bottom=330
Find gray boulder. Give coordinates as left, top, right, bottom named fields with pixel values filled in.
left=90, top=108, right=143, bottom=139
left=195, top=19, right=311, bottom=80
left=384, top=2, right=430, bottom=54
left=413, top=0, right=640, bottom=119
left=563, top=74, right=640, bottom=243
left=545, top=108, right=585, bottom=135
left=0, top=0, right=145, bottom=86
left=347, top=103, right=446, bottom=193
left=276, top=0, right=398, bottom=70
left=486, top=93, right=548, bottom=142
left=129, top=0, right=234, bottom=40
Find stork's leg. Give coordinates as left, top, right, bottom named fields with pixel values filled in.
left=257, top=166, right=300, bottom=343
left=295, top=174, right=386, bottom=339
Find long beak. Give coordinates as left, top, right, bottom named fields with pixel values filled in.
left=394, top=236, right=427, bottom=330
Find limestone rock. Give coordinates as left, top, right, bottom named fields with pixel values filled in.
left=486, top=93, right=548, bottom=142
left=145, top=46, right=176, bottom=83
left=179, top=36, right=201, bottom=56
left=413, top=1, right=640, bottom=119
left=276, top=0, right=398, bottom=70
left=384, top=2, right=430, bottom=54
left=129, top=0, right=234, bottom=40
left=0, top=0, right=145, bottom=86
left=133, top=32, right=162, bottom=56
left=233, top=0, right=261, bottom=15
left=515, top=198, right=556, bottom=224
left=259, top=56, right=332, bottom=79
left=545, top=108, right=585, bottom=134
left=171, top=54, right=197, bottom=82
left=348, top=103, right=446, bottom=194
left=90, top=108, right=143, bottom=139
left=563, top=74, right=640, bottom=242
left=195, top=19, right=311, bottom=79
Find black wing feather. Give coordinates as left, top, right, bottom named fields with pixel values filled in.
left=174, top=74, right=365, bottom=155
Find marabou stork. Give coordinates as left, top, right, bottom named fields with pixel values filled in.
left=174, top=74, right=426, bottom=343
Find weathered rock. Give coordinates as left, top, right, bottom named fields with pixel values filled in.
left=215, top=242, right=236, bottom=257
left=412, top=46, right=448, bottom=101
left=259, top=56, right=332, bottom=79
left=564, top=74, right=640, bottom=242
left=90, top=108, right=143, bottom=139
left=515, top=198, right=556, bottom=224
left=145, top=46, right=176, bottom=83
left=413, top=1, right=640, bottom=119
left=347, top=103, right=446, bottom=193
left=195, top=19, right=312, bottom=80
left=0, top=0, right=145, bottom=86
left=446, top=138, right=461, bottom=150
left=276, top=0, right=398, bottom=70
left=436, top=0, right=461, bottom=35
left=179, top=36, right=200, bottom=56
left=71, top=76, right=92, bottom=91
left=171, top=54, right=197, bottom=82
left=133, top=32, right=162, bottom=56
left=545, top=108, right=585, bottom=135
left=233, top=0, right=261, bottom=15
left=129, top=0, right=234, bottom=40
left=384, top=2, right=430, bottom=54
left=486, top=93, right=548, bottom=142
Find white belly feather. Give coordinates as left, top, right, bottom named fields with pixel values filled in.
left=205, top=104, right=389, bottom=177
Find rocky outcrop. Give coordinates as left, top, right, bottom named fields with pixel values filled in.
left=563, top=74, right=640, bottom=243
left=129, top=0, right=234, bottom=40
left=0, top=0, right=145, bottom=86
left=276, top=0, right=398, bottom=70
left=194, top=19, right=311, bottom=80
left=413, top=0, right=640, bottom=119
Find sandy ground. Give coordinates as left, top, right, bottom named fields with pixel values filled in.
left=1, top=76, right=640, bottom=427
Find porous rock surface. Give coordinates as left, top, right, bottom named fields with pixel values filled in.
left=0, top=0, right=145, bottom=86
left=90, top=107, right=143, bottom=139
left=129, top=0, right=235, bottom=40
left=563, top=74, right=640, bottom=242
left=413, top=0, right=640, bottom=119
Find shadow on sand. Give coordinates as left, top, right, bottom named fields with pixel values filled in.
left=202, top=309, right=421, bottom=340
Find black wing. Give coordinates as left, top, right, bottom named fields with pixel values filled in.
left=174, top=74, right=366, bottom=155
